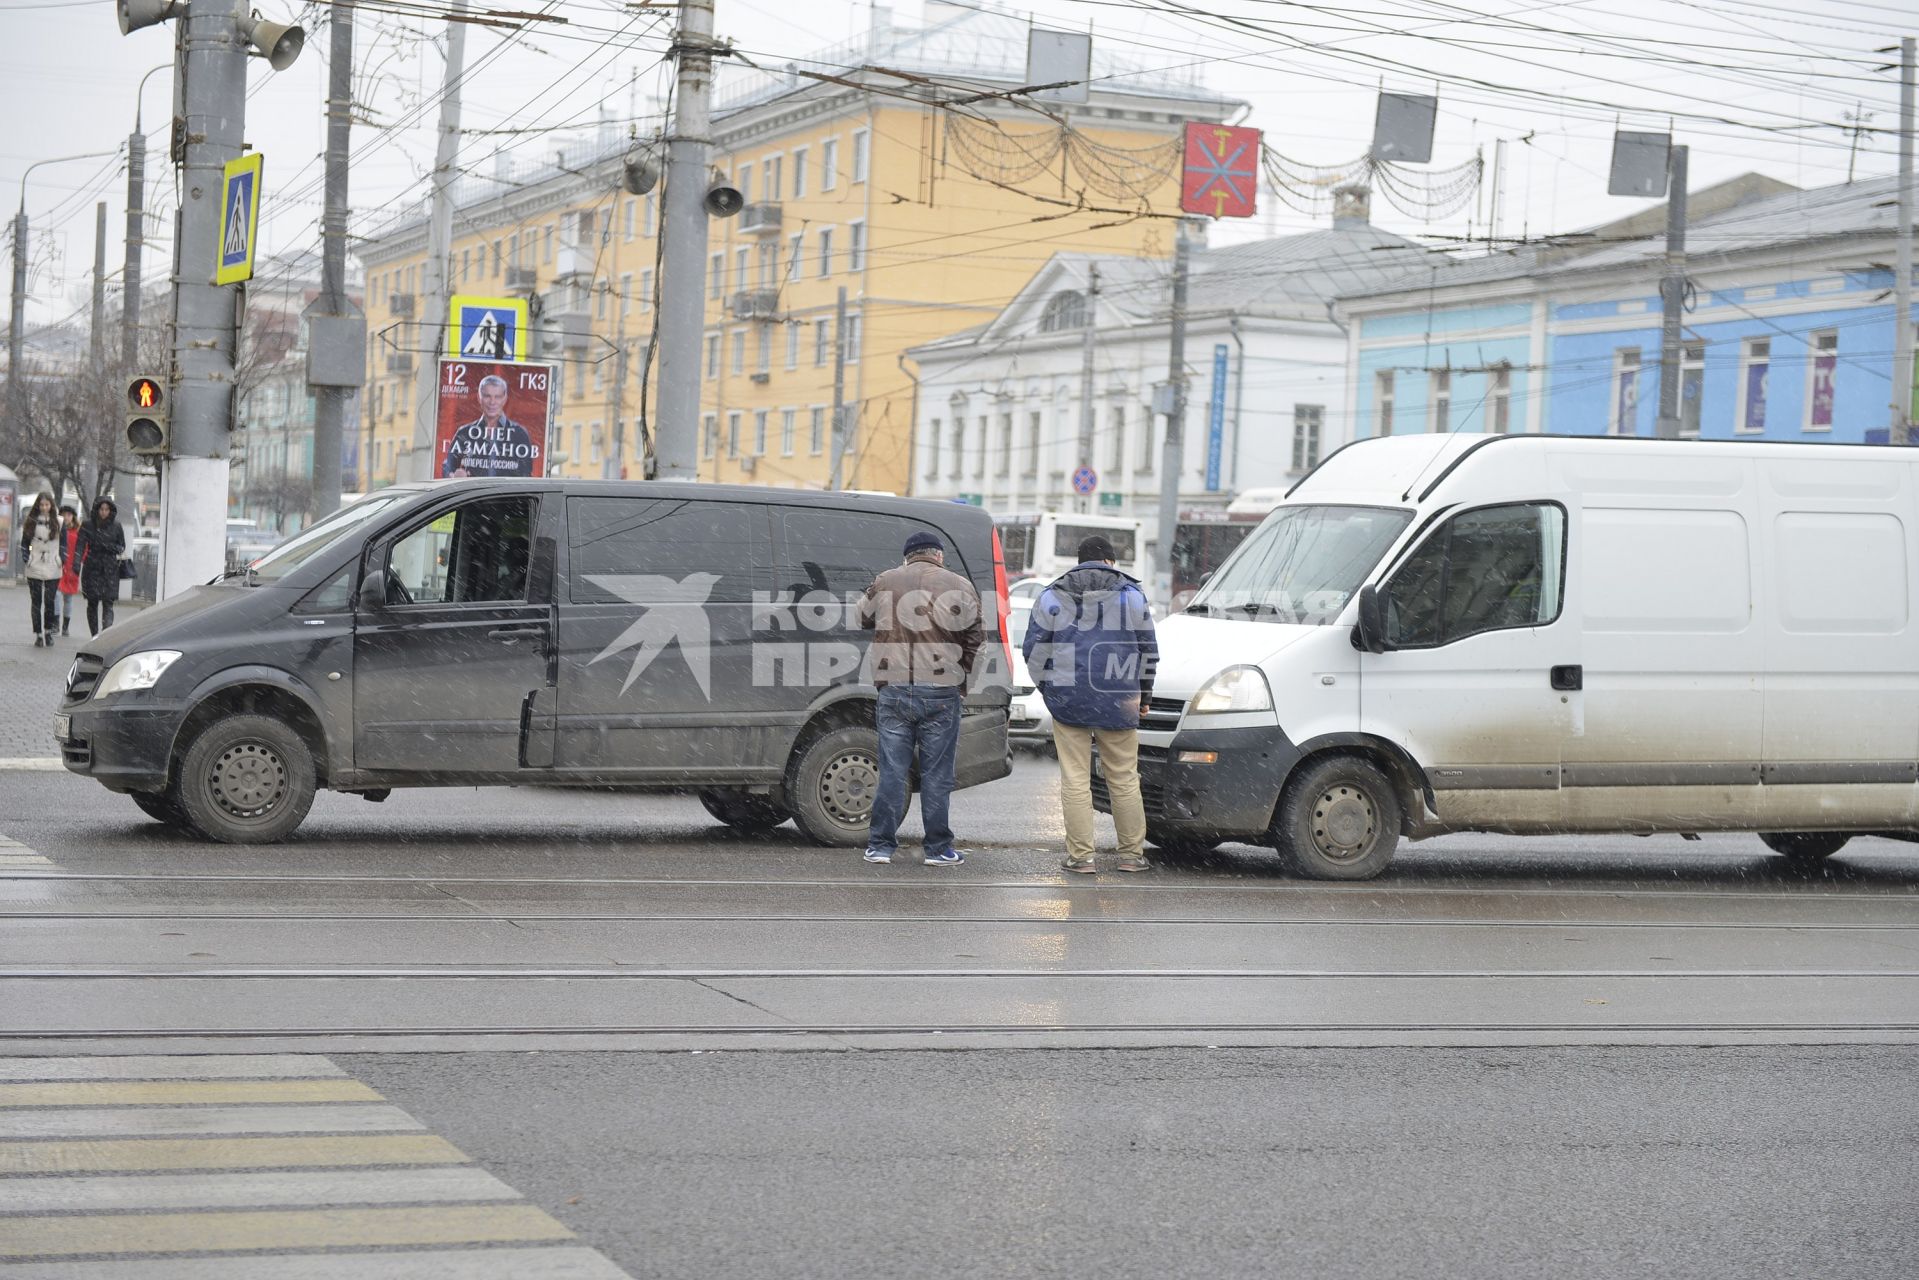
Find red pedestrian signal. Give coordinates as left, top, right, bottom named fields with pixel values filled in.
left=128, top=376, right=164, bottom=411
left=126, top=374, right=169, bottom=456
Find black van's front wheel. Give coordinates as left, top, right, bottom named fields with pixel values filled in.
left=698, top=789, right=789, bottom=835
left=176, top=714, right=317, bottom=844
left=787, top=726, right=880, bottom=847
left=130, top=789, right=192, bottom=830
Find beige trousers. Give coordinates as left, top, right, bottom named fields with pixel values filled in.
left=1052, top=723, right=1146, bottom=862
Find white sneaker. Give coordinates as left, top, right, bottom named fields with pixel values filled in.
left=862, top=848, right=891, bottom=864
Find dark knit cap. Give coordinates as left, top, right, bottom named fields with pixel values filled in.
left=1077, top=534, right=1116, bottom=563
left=904, top=530, right=944, bottom=556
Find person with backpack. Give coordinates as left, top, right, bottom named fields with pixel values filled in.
left=18, top=492, right=64, bottom=648
left=76, top=497, right=126, bottom=637
left=56, top=505, right=82, bottom=637
left=1022, top=534, right=1160, bottom=874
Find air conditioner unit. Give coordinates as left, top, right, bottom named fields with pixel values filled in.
left=749, top=372, right=770, bottom=385
left=740, top=202, right=783, bottom=236
left=385, top=353, right=414, bottom=373
left=388, top=293, right=415, bottom=317
left=731, top=289, right=779, bottom=320
left=505, top=267, right=537, bottom=293
left=739, top=455, right=757, bottom=474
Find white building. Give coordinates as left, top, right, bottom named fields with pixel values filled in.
left=906, top=193, right=1424, bottom=567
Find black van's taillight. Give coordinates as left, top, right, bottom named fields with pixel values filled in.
left=991, top=528, right=1012, bottom=666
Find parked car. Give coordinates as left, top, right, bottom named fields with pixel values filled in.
left=1122, top=432, right=1919, bottom=878
left=56, top=480, right=1013, bottom=844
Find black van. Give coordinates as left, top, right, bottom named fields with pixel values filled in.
left=55, top=480, right=1014, bottom=844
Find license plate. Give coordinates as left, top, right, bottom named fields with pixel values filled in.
left=52, top=714, right=70, bottom=742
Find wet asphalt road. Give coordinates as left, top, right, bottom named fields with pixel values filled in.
left=2, top=756, right=1917, bottom=1275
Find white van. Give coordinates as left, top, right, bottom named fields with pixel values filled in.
left=1120, top=432, right=1919, bottom=878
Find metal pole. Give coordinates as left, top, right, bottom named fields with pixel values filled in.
left=1075, top=262, right=1099, bottom=515
left=8, top=209, right=25, bottom=426
left=1893, top=37, right=1915, bottom=444
left=828, top=285, right=848, bottom=489
left=408, top=0, right=466, bottom=480
left=1655, top=144, right=1690, bottom=440
left=1153, top=223, right=1193, bottom=608
left=311, top=0, right=353, bottom=512
left=159, top=0, right=248, bottom=597
left=90, top=202, right=107, bottom=368
left=654, top=0, right=716, bottom=481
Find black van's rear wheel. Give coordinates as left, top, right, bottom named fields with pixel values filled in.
left=130, top=788, right=191, bottom=829
left=787, top=725, right=880, bottom=847
left=1760, top=831, right=1850, bottom=867
left=698, top=789, right=789, bottom=835
left=1274, top=755, right=1402, bottom=880
left=176, top=714, right=316, bottom=845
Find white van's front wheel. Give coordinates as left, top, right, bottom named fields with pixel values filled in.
left=1276, top=756, right=1402, bottom=880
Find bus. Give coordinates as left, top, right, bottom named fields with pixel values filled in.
left=1167, top=491, right=1286, bottom=605
left=994, top=510, right=1143, bottom=582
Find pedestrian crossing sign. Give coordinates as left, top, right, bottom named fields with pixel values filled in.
left=214, top=154, right=263, bottom=285
left=448, top=295, right=530, bottom=362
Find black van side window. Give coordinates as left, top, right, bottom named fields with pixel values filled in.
left=774, top=509, right=964, bottom=599
left=567, top=498, right=763, bottom=604
left=1385, top=503, right=1565, bottom=647
left=387, top=496, right=537, bottom=605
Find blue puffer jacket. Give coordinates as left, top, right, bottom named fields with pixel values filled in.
left=1021, top=562, right=1159, bottom=730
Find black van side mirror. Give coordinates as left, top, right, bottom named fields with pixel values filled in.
left=1353, top=584, right=1391, bottom=654
left=357, top=569, right=388, bottom=615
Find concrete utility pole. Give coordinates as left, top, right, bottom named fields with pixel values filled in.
left=1893, top=37, right=1915, bottom=444
left=1655, top=145, right=1690, bottom=440
left=307, top=0, right=360, bottom=513
left=89, top=203, right=108, bottom=368
left=828, top=286, right=849, bottom=489
left=7, top=153, right=114, bottom=441
left=123, top=133, right=146, bottom=369
left=1075, top=262, right=1100, bottom=515
left=409, top=0, right=467, bottom=481
left=1153, top=224, right=1194, bottom=608
left=654, top=0, right=718, bottom=481
left=606, top=302, right=629, bottom=478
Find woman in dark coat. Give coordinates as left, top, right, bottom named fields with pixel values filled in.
left=76, top=497, right=126, bottom=636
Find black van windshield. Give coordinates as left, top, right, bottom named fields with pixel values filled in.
left=1188, top=504, right=1412, bottom=624
left=249, top=494, right=410, bottom=583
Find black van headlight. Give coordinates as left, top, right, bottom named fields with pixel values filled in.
left=96, top=650, right=183, bottom=699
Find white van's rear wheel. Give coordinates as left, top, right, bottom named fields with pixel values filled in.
left=787, top=725, right=879, bottom=847
left=1275, top=756, right=1402, bottom=880
left=1759, top=831, right=1850, bottom=867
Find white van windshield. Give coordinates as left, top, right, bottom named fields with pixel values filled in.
left=249, top=494, right=411, bottom=583
left=1187, top=504, right=1412, bottom=624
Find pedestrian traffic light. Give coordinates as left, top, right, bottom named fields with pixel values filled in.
left=126, top=375, right=168, bottom=455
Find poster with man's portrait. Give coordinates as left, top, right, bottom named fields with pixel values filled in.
left=434, top=359, right=553, bottom=479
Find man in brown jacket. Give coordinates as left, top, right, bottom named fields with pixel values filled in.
left=855, top=531, right=984, bottom=865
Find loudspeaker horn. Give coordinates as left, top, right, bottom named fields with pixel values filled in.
left=244, top=16, right=305, bottom=71
left=622, top=154, right=659, bottom=196
left=117, top=0, right=179, bottom=34
left=704, top=181, right=744, bottom=218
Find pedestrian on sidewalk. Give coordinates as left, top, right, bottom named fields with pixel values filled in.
left=856, top=530, right=984, bottom=867
left=19, top=492, right=64, bottom=648
left=1023, top=535, right=1160, bottom=875
left=76, top=497, right=126, bottom=637
left=56, top=505, right=82, bottom=637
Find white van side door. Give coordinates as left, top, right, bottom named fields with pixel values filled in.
left=1359, top=502, right=1576, bottom=831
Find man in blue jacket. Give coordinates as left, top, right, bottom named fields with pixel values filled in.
left=1022, top=535, right=1159, bottom=874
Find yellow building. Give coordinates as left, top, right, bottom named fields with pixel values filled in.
left=356, top=3, right=1238, bottom=493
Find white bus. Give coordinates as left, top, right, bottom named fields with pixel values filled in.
left=993, top=510, right=1143, bottom=582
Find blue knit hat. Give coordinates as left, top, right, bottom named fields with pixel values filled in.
left=903, top=530, right=944, bottom=556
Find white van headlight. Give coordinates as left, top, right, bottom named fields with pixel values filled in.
left=1189, top=665, right=1273, bottom=715
left=96, top=650, right=182, bottom=698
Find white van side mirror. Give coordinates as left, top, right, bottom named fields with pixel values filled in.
left=1354, top=584, right=1391, bottom=654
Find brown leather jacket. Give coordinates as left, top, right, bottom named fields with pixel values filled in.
left=857, top=552, right=985, bottom=688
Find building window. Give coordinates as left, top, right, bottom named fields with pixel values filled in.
left=1430, top=368, right=1452, bottom=433
left=718, top=411, right=738, bottom=457
left=595, top=283, right=607, bottom=322
left=822, top=138, right=839, bottom=190
left=1292, top=404, right=1323, bottom=472
left=736, top=164, right=752, bottom=207
left=792, top=147, right=808, bottom=197
left=781, top=408, right=796, bottom=456
left=730, top=329, right=746, bottom=375
left=974, top=415, right=989, bottom=476
left=702, top=413, right=716, bottom=457
left=950, top=418, right=966, bottom=477
left=814, top=318, right=830, bottom=367
left=1806, top=330, right=1837, bottom=431
left=1107, top=405, right=1125, bottom=474
left=1026, top=411, right=1043, bottom=477
left=996, top=412, right=1014, bottom=476
left=508, top=233, right=520, bottom=268
left=644, top=193, right=657, bottom=237
left=757, top=326, right=771, bottom=374
left=1737, top=337, right=1770, bottom=434
left=493, top=239, right=503, bottom=274
left=1489, top=364, right=1512, bottom=434
left=818, top=228, right=834, bottom=277
left=709, top=253, right=724, bottom=300
left=1375, top=370, right=1395, bottom=435
left=925, top=417, right=942, bottom=477
left=764, top=155, right=782, bottom=201
left=848, top=221, right=866, bottom=272
left=787, top=232, right=803, bottom=281
left=1138, top=407, right=1157, bottom=471
left=851, top=129, right=870, bottom=183
left=640, top=268, right=653, bottom=314
left=1680, top=341, right=1706, bottom=437
left=622, top=201, right=634, bottom=240
left=735, top=247, right=750, bottom=293
left=543, top=225, right=554, bottom=263
left=1039, top=291, right=1086, bottom=332
left=753, top=409, right=768, bottom=456
left=1612, top=348, right=1640, bottom=436
left=705, top=332, right=720, bottom=380
left=845, top=313, right=862, bottom=363
left=786, top=321, right=799, bottom=369
left=758, top=242, right=777, bottom=289
left=810, top=406, right=826, bottom=454
left=618, top=273, right=632, bottom=322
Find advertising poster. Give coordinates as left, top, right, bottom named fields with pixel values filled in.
left=434, top=358, right=553, bottom=479
left=0, top=483, right=14, bottom=569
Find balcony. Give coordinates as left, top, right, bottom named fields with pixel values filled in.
left=387, top=293, right=416, bottom=317
left=505, top=267, right=537, bottom=294
left=553, top=243, right=594, bottom=282
left=739, top=202, right=782, bottom=237
left=731, top=289, right=780, bottom=321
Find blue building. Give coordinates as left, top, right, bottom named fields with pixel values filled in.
left=1335, top=175, right=1916, bottom=445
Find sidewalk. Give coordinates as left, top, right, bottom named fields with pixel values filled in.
left=0, top=581, right=146, bottom=761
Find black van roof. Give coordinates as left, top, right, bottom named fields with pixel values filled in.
left=381, top=478, right=994, bottom=529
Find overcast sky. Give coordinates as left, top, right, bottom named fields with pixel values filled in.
left=4, top=0, right=1911, bottom=332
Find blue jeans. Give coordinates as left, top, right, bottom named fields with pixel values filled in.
left=867, top=683, right=964, bottom=857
